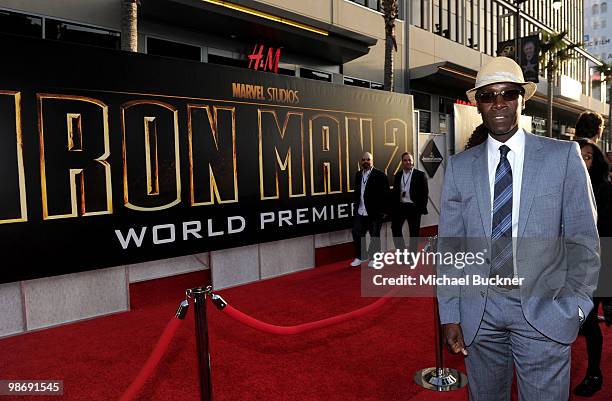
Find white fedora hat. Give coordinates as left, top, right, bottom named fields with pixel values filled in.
left=466, top=57, right=537, bottom=105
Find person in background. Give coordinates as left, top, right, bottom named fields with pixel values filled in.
left=575, top=111, right=605, bottom=143
left=350, top=152, right=389, bottom=267
left=606, top=151, right=612, bottom=182
left=390, top=152, right=428, bottom=251
left=465, top=124, right=489, bottom=150
left=573, top=138, right=612, bottom=397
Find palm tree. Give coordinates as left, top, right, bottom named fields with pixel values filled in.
left=595, top=62, right=612, bottom=147
left=121, top=0, right=139, bottom=52
left=539, top=31, right=582, bottom=137
left=381, top=0, right=399, bottom=92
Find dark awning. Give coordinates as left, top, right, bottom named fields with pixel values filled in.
left=140, top=0, right=377, bottom=64
left=410, top=61, right=598, bottom=124
left=410, top=61, right=478, bottom=99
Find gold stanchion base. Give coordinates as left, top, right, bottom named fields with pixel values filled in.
left=413, top=367, right=468, bottom=391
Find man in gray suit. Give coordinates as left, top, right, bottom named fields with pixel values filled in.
left=437, top=57, right=600, bottom=401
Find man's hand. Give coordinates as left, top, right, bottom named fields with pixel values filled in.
left=443, top=323, right=468, bottom=356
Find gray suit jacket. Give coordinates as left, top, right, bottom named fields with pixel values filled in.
left=437, top=132, right=600, bottom=345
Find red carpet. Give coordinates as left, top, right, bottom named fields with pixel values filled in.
left=0, top=261, right=610, bottom=401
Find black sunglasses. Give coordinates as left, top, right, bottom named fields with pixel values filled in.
left=476, top=88, right=525, bottom=103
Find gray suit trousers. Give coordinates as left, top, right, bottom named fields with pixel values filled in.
left=465, top=286, right=571, bottom=401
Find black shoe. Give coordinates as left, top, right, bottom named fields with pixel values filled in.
left=573, top=375, right=602, bottom=397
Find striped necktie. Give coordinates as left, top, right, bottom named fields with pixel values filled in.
left=490, top=145, right=514, bottom=282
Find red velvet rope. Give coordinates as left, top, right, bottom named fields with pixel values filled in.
left=220, top=288, right=399, bottom=335
left=119, top=315, right=184, bottom=401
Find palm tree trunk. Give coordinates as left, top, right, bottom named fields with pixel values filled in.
left=121, top=0, right=138, bottom=52
left=608, top=84, right=612, bottom=146
left=384, top=31, right=394, bottom=91
left=382, top=0, right=398, bottom=92
left=605, top=80, right=612, bottom=146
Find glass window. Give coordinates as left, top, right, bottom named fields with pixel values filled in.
left=45, top=19, right=120, bottom=49
left=147, top=37, right=201, bottom=61
left=344, top=76, right=371, bottom=88
left=603, top=19, right=607, bottom=28
left=348, top=0, right=404, bottom=17
left=0, top=9, right=42, bottom=38
left=418, top=110, right=432, bottom=132
left=351, top=0, right=368, bottom=8
left=276, top=67, right=295, bottom=76
left=410, top=0, right=422, bottom=27
left=370, top=82, right=384, bottom=90
left=602, top=2, right=608, bottom=12
left=439, top=97, right=455, bottom=115
left=413, top=91, right=431, bottom=110
left=439, top=113, right=449, bottom=134
left=300, top=68, right=332, bottom=82
left=531, top=117, right=547, bottom=136
left=593, top=4, right=600, bottom=14
left=594, top=20, right=600, bottom=29
left=366, top=0, right=379, bottom=10
left=349, top=0, right=379, bottom=11
left=207, top=53, right=244, bottom=68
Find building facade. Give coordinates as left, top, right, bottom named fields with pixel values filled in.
left=0, top=0, right=607, bottom=137
left=0, top=0, right=608, bottom=337
left=584, top=0, right=612, bottom=121
left=584, top=0, right=612, bottom=63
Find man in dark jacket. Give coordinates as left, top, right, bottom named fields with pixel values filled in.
left=391, top=152, right=429, bottom=251
left=351, top=152, right=389, bottom=267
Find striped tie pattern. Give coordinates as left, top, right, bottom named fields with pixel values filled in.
left=490, top=145, right=514, bottom=282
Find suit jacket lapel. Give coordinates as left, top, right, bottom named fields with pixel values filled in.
left=472, top=144, right=492, bottom=238
left=518, top=133, right=544, bottom=243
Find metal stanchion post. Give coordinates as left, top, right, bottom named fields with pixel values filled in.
left=413, top=237, right=467, bottom=391
left=189, top=286, right=214, bottom=401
